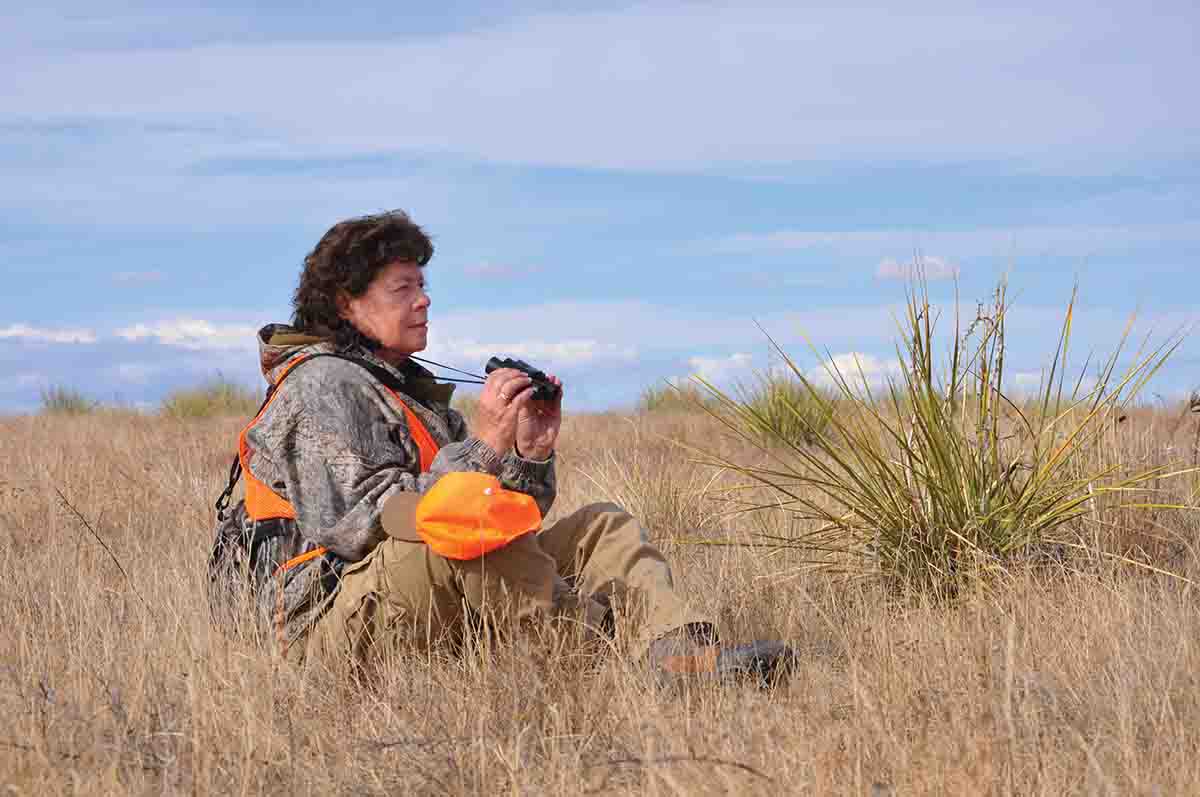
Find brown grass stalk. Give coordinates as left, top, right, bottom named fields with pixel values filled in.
left=2, top=396, right=1200, bottom=793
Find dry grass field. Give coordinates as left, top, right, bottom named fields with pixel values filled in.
left=3, top=395, right=1200, bottom=795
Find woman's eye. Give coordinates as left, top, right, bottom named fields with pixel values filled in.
left=392, top=282, right=427, bottom=292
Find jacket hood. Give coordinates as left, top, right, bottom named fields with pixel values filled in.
left=253, top=323, right=456, bottom=406
left=256, top=323, right=333, bottom=385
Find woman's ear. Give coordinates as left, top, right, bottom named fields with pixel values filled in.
left=335, top=290, right=354, bottom=321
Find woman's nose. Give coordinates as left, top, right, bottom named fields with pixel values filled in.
left=415, top=289, right=431, bottom=310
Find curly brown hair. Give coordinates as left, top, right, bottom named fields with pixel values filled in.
left=291, top=210, right=434, bottom=349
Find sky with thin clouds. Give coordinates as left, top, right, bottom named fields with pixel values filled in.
left=2, top=1, right=1198, bottom=412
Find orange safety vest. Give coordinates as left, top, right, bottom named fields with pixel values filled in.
left=238, top=354, right=442, bottom=576
left=224, top=351, right=540, bottom=655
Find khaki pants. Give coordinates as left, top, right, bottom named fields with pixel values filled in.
left=303, top=502, right=710, bottom=665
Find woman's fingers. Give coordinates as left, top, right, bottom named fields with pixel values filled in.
left=473, top=369, right=535, bottom=455
left=479, top=372, right=535, bottom=448
left=486, top=369, right=530, bottom=402
left=480, top=371, right=527, bottom=416
left=505, top=382, right=536, bottom=416
left=497, top=376, right=532, bottom=403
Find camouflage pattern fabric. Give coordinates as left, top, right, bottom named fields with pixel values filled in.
left=208, top=323, right=556, bottom=651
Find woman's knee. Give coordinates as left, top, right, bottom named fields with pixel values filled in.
left=579, top=501, right=633, bottom=525
left=573, top=502, right=653, bottom=546
left=451, top=533, right=558, bottom=609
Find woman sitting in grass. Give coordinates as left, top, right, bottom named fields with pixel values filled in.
left=208, top=210, right=793, bottom=683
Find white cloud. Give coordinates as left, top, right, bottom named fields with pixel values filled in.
left=876, top=255, right=959, bottom=281
left=712, top=222, right=1200, bottom=259
left=0, top=323, right=97, bottom=344
left=1010, top=370, right=1044, bottom=392
left=807, top=352, right=903, bottom=391
left=688, top=352, right=753, bottom=383
left=432, top=300, right=903, bottom=357
left=86, top=298, right=899, bottom=378
left=115, top=319, right=258, bottom=350
left=1, top=4, right=1195, bottom=173
left=424, top=336, right=635, bottom=370
left=1, top=292, right=1193, bottom=412
left=1006, top=367, right=1100, bottom=398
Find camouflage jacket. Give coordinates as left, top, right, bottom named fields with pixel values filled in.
left=213, top=324, right=556, bottom=651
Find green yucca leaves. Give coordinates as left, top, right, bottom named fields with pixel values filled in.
left=732, top=372, right=835, bottom=447
left=691, top=277, right=1191, bottom=595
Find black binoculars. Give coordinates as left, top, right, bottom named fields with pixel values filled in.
left=485, top=357, right=562, bottom=402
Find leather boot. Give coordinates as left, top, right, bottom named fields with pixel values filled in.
left=647, top=623, right=796, bottom=687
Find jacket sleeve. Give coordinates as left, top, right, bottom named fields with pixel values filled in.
left=443, top=405, right=558, bottom=517
left=245, top=360, right=524, bottom=562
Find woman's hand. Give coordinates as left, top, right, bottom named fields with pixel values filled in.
left=515, top=374, right=562, bottom=460
left=473, top=368, right=534, bottom=456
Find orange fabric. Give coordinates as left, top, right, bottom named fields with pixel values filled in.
left=274, top=545, right=329, bottom=576
left=238, top=355, right=441, bottom=521
left=245, top=476, right=297, bottom=521
left=414, top=472, right=541, bottom=560
left=390, top=390, right=439, bottom=473
left=249, top=354, right=446, bottom=655
left=238, top=356, right=309, bottom=521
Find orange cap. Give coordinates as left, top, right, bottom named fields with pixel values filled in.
left=395, top=472, right=541, bottom=560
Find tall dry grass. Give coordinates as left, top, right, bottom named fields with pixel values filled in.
left=3, top=400, right=1200, bottom=794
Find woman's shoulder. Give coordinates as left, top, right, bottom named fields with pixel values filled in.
left=275, top=350, right=386, bottom=391
left=266, top=353, right=394, bottom=420
left=290, top=352, right=365, bottom=379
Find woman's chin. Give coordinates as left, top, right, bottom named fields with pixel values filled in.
left=387, top=329, right=427, bottom=352
left=377, top=337, right=427, bottom=363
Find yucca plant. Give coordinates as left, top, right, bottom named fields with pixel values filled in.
left=734, top=371, right=834, bottom=446
left=693, top=277, right=1190, bottom=595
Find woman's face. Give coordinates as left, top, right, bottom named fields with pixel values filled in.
left=339, top=260, right=430, bottom=361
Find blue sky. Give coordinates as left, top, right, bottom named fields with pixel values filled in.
left=2, top=1, right=1197, bottom=411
